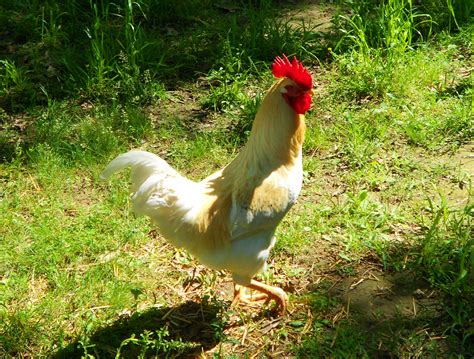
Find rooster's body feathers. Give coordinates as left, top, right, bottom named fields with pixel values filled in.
left=101, top=144, right=303, bottom=286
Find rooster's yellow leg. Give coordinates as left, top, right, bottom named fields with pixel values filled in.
left=232, top=280, right=288, bottom=314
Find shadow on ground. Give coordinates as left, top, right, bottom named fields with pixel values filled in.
left=299, top=270, right=447, bottom=357
left=53, top=299, right=224, bottom=358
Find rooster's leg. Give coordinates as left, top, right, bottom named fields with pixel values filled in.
left=232, top=280, right=288, bottom=314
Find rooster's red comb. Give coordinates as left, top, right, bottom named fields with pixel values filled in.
left=272, top=55, right=313, bottom=91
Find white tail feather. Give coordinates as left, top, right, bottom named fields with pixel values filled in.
left=100, top=150, right=178, bottom=193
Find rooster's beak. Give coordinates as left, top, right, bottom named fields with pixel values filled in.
left=308, top=88, right=315, bottom=96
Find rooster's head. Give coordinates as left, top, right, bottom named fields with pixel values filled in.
left=272, top=55, right=314, bottom=115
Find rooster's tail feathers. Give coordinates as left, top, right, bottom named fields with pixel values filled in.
left=100, top=150, right=177, bottom=192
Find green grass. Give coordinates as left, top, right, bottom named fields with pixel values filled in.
left=1, top=0, right=473, bottom=357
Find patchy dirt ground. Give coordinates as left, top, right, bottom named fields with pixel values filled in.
left=283, top=0, right=336, bottom=33
left=444, top=141, right=474, bottom=207
left=329, top=271, right=440, bottom=330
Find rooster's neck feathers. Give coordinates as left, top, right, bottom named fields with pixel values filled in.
left=238, top=78, right=306, bottom=168
left=203, top=77, right=305, bottom=216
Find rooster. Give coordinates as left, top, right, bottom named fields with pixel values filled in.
left=101, top=55, right=314, bottom=314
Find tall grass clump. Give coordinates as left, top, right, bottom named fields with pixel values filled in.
left=333, top=0, right=472, bottom=102
left=0, top=59, right=34, bottom=111
left=416, top=197, right=474, bottom=354
left=0, top=0, right=168, bottom=110
left=333, top=0, right=433, bottom=100
left=83, top=0, right=162, bottom=104
left=122, top=0, right=145, bottom=76
left=84, top=0, right=112, bottom=94
left=416, top=0, right=473, bottom=32
left=336, top=0, right=433, bottom=52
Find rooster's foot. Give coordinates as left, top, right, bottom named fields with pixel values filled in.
left=232, top=280, right=288, bottom=315
left=232, top=284, right=269, bottom=307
